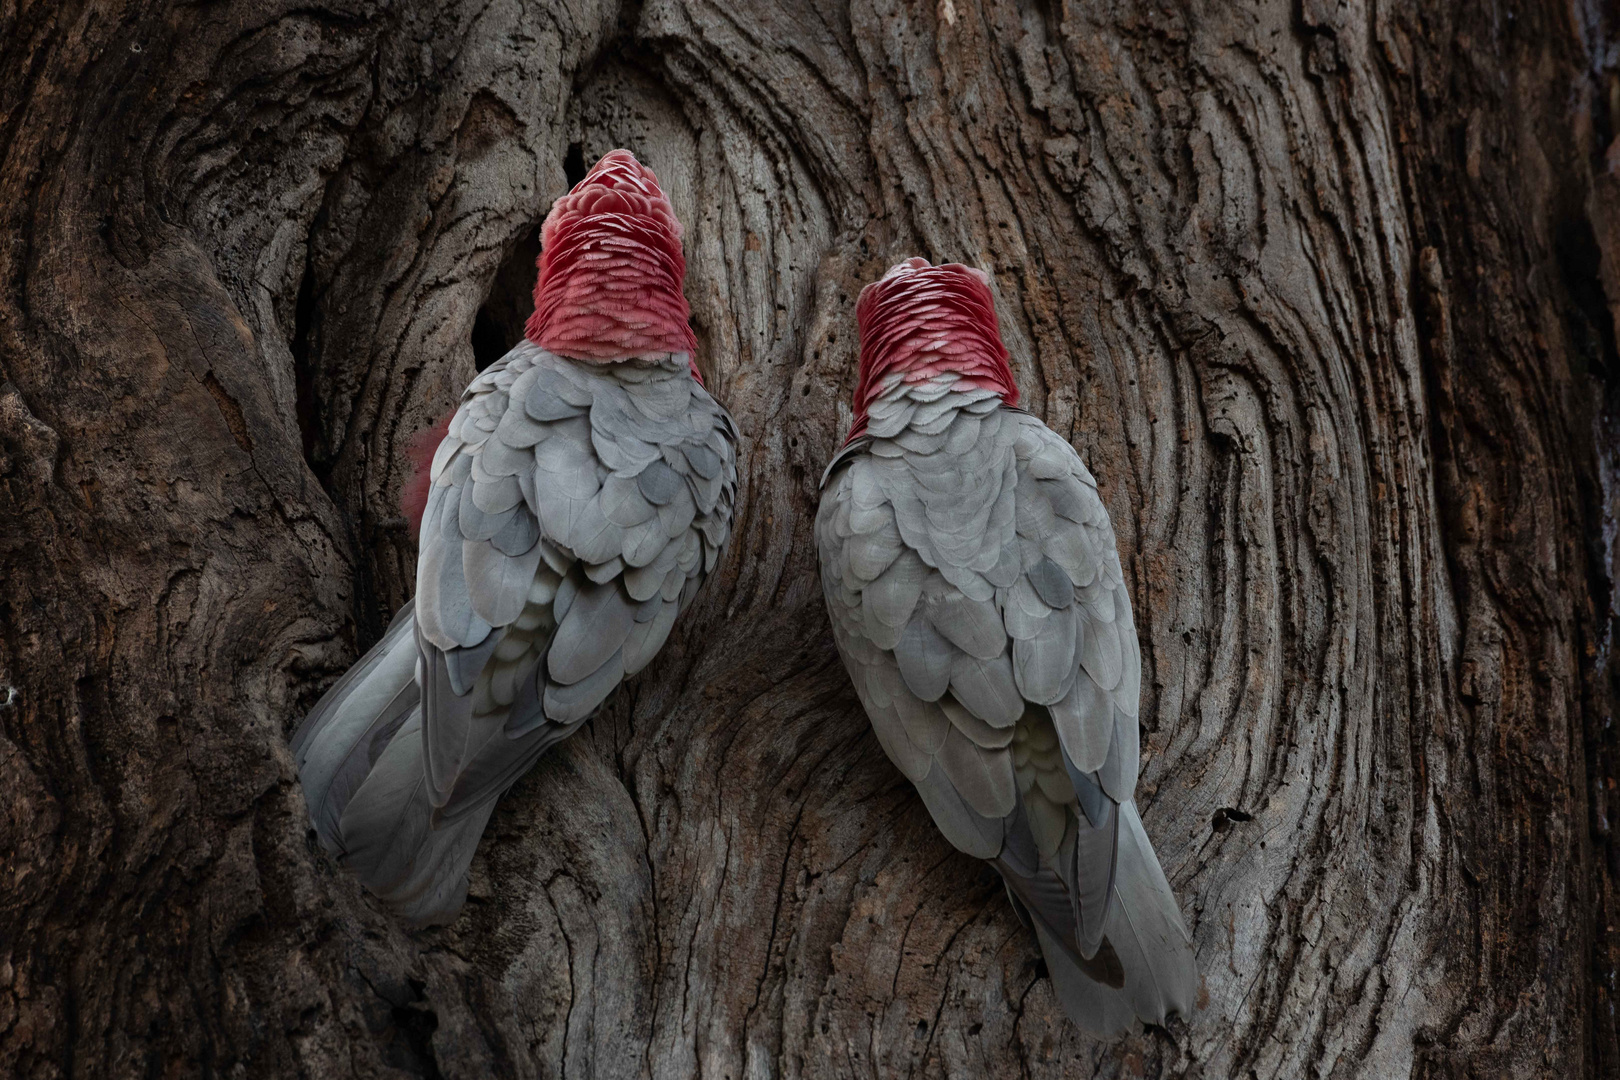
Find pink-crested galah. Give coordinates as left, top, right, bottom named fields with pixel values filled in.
left=293, top=150, right=738, bottom=926
left=816, top=258, right=1196, bottom=1034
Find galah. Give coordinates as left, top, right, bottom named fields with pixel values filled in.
left=293, top=150, right=738, bottom=926
left=815, top=258, right=1196, bottom=1033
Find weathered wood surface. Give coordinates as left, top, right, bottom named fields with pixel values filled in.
left=3, top=0, right=1619, bottom=1076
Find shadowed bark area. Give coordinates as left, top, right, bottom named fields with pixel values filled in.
left=3, top=0, right=1620, bottom=1077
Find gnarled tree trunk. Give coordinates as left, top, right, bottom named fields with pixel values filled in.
left=4, top=0, right=1620, bottom=1076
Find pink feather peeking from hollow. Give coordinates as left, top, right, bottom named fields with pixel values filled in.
left=401, top=148, right=705, bottom=538
left=845, top=257, right=1019, bottom=444
left=401, top=411, right=453, bottom=539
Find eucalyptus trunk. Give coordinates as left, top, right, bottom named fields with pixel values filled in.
left=4, top=1, right=1620, bottom=1077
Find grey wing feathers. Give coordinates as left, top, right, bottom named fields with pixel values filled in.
left=815, top=402, right=1195, bottom=1033
left=294, top=343, right=737, bottom=926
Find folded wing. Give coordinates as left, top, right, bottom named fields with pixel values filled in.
left=815, top=403, right=1195, bottom=1033
left=295, top=343, right=737, bottom=924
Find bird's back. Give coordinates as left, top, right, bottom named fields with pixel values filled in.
left=816, top=383, right=1197, bottom=1034
left=294, top=343, right=738, bottom=925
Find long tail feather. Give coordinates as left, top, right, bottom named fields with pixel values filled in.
left=335, top=711, right=497, bottom=927
left=292, top=601, right=586, bottom=926
left=291, top=602, right=489, bottom=926
left=292, top=603, right=419, bottom=850
left=1034, top=921, right=1138, bottom=1037
left=335, top=705, right=581, bottom=927
left=1102, top=800, right=1197, bottom=1022
left=1012, top=800, right=1196, bottom=1034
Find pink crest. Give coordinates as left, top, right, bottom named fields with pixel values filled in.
left=526, top=149, right=702, bottom=381
left=846, top=258, right=1017, bottom=443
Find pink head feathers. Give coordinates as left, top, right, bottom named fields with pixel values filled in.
left=525, top=149, right=699, bottom=365
left=405, top=150, right=701, bottom=538
left=847, top=258, right=1018, bottom=442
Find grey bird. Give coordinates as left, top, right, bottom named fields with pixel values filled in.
left=815, top=258, right=1197, bottom=1034
left=292, top=150, right=738, bottom=926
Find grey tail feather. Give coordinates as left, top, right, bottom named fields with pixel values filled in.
left=289, top=599, right=484, bottom=926
left=293, top=601, right=419, bottom=852
left=291, top=601, right=415, bottom=761
left=328, top=697, right=579, bottom=927
left=336, top=710, right=496, bottom=927
left=1034, top=921, right=1139, bottom=1037
left=292, top=600, right=586, bottom=927
left=1015, top=800, right=1198, bottom=1036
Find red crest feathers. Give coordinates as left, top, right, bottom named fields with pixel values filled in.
left=847, top=258, right=1017, bottom=442
left=526, top=149, right=701, bottom=379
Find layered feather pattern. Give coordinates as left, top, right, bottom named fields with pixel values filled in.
left=526, top=149, right=699, bottom=367
left=846, top=257, right=1019, bottom=443
left=295, top=339, right=736, bottom=925
left=815, top=259, right=1196, bottom=1035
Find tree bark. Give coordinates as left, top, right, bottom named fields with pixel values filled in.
left=4, top=0, right=1620, bottom=1077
